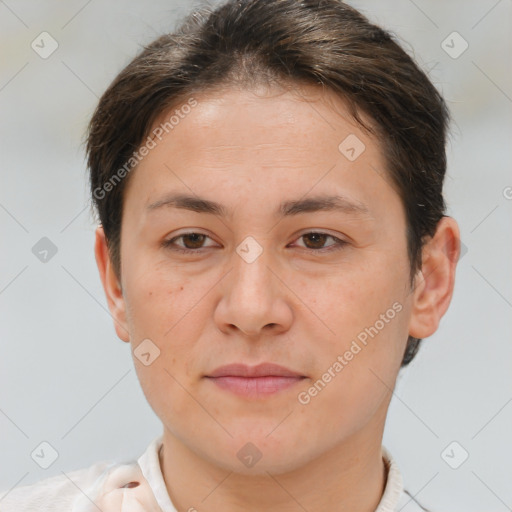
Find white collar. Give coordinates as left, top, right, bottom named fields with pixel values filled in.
left=137, top=434, right=407, bottom=512
left=137, top=434, right=177, bottom=511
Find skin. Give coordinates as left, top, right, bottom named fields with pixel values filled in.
left=95, top=82, right=460, bottom=512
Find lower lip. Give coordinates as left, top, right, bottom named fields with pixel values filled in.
left=206, top=376, right=305, bottom=398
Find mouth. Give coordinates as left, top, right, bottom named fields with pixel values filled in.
left=204, top=363, right=307, bottom=399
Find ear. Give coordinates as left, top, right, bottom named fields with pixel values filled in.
left=94, top=225, right=130, bottom=343
left=408, top=216, right=460, bottom=339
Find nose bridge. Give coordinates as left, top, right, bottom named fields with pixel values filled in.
left=231, top=236, right=274, bottom=305
left=216, top=235, right=292, bottom=336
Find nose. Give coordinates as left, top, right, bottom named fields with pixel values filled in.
left=214, top=245, right=293, bottom=338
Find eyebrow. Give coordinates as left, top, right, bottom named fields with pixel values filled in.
left=146, top=193, right=371, bottom=218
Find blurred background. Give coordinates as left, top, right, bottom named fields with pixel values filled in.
left=0, top=1, right=511, bottom=510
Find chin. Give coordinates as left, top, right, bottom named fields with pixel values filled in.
left=208, top=432, right=308, bottom=476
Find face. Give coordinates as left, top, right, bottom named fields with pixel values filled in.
left=98, top=83, right=425, bottom=474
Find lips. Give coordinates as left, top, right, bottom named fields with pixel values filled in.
left=205, top=363, right=307, bottom=398
left=206, top=362, right=305, bottom=378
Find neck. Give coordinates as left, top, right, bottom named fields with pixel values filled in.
left=160, top=424, right=388, bottom=512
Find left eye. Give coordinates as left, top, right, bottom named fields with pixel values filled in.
left=291, top=232, right=347, bottom=252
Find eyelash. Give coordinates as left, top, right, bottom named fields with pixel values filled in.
left=162, top=232, right=348, bottom=255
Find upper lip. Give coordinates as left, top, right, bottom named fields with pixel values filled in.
left=206, top=363, right=305, bottom=378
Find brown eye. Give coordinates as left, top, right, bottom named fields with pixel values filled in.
left=180, top=233, right=207, bottom=249
left=302, top=232, right=330, bottom=249
left=162, top=232, right=217, bottom=254
left=292, top=232, right=348, bottom=253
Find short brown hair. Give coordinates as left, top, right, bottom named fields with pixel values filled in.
left=86, top=0, right=450, bottom=367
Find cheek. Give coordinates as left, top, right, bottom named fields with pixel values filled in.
left=123, top=266, right=198, bottom=385
left=124, top=260, right=190, bottom=329
left=305, top=264, right=403, bottom=335
left=295, top=304, right=406, bottom=444
left=134, top=358, right=195, bottom=436
left=300, top=260, right=409, bottom=389
left=127, top=290, right=200, bottom=428
left=302, top=362, right=392, bottom=443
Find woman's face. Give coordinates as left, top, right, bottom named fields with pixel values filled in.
left=106, top=83, right=418, bottom=474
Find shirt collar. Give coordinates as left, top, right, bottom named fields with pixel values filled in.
left=74, top=434, right=405, bottom=511
left=137, top=434, right=177, bottom=511
left=375, top=445, right=405, bottom=512
left=138, top=435, right=405, bottom=512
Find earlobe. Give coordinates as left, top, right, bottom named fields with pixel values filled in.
left=408, top=216, right=460, bottom=340
left=94, top=225, right=131, bottom=343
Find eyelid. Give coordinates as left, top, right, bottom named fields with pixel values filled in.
left=292, top=228, right=345, bottom=241
left=164, top=231, right=219, bottom=249
left=289, top=231, right=347, bottom=251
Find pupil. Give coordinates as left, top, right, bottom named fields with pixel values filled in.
left=184, top=233, right=204, bottom=248
left=305, top=233, right=326, bottom=248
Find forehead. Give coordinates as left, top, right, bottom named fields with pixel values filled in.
left=123, top=83, right=393, bottom=216
left=151, top=83, right=374, bottom=157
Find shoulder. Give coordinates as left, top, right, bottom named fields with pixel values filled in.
left=0, top=436, right=164, bottom=512
left=0, top=459, right=115, bottom=512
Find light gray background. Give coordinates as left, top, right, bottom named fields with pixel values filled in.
left=1, top=1, right=511, bottom=510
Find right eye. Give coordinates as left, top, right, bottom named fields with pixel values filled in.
left=161, top=232, right=218, bottom=254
